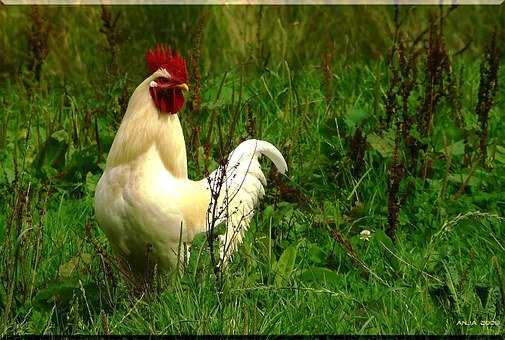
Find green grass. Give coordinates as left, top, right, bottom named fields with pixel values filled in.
left=1, top=5, right=505, bottom=335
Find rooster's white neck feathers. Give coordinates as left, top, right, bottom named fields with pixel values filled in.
left=106, top=70, right=188, bottom=179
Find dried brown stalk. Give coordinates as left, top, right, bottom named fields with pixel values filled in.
left=26, top=6, right=51, bottom=81
left=100, top=5, right=121, bottom=76
left=476, top=29, right=501, bottom=165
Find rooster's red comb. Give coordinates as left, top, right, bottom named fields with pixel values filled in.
left=145, top=44, right=186, bottom=77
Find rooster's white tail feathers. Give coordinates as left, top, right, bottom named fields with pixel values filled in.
left=228, top=139, right=288, bottom=176
left=204, top=139, right=287, bottom=267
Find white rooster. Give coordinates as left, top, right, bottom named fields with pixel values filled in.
left=94, top=45, right=287, bottom=277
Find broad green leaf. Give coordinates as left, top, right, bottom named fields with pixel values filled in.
left=308, top=245, right=326, bottom=265
left=495, top=145, right=505, bottom=164
left=447, top=173, right=479, bottom=187
left=275, top=245, right=298, bottom=287
left=300, top=267, right=340, bottom=284
left=33, top=137, right=68, bottom=172
left=437, top=140, right=465, bottom=156
left=17, top=129, right=28, bottom=140
left=80, top=253, right=92, bottom=265
left=345, top=108, right=368, bottom=129
left=33, top=280, right=79, bottom=311
left=262, top=205, right=275, bottom=222
left=59, top=258, right=78, bottom=278
left=51, top=130, right=69, bottom=143
left=367, top=133, right=393, bottom=158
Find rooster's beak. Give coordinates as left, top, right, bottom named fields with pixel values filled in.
left=176, top=83, right=189, bottom=92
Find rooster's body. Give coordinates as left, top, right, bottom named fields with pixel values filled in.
left=94, top=46, right=287, bottom=275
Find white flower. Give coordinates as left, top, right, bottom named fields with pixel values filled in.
left=359, top=229, right=371, bottom=241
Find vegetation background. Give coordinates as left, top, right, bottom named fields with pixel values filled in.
left=1, top=4, right=504, bottom=335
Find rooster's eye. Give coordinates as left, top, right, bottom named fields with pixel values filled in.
left=150, top=77, right=171, bottom=88
left=156, top=77, right=171, bottom=84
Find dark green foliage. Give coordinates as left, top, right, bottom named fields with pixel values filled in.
left=0, top=4, right=504, bottom=335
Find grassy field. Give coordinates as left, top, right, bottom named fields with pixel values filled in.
left=1, top=4, right=505, bottom=335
